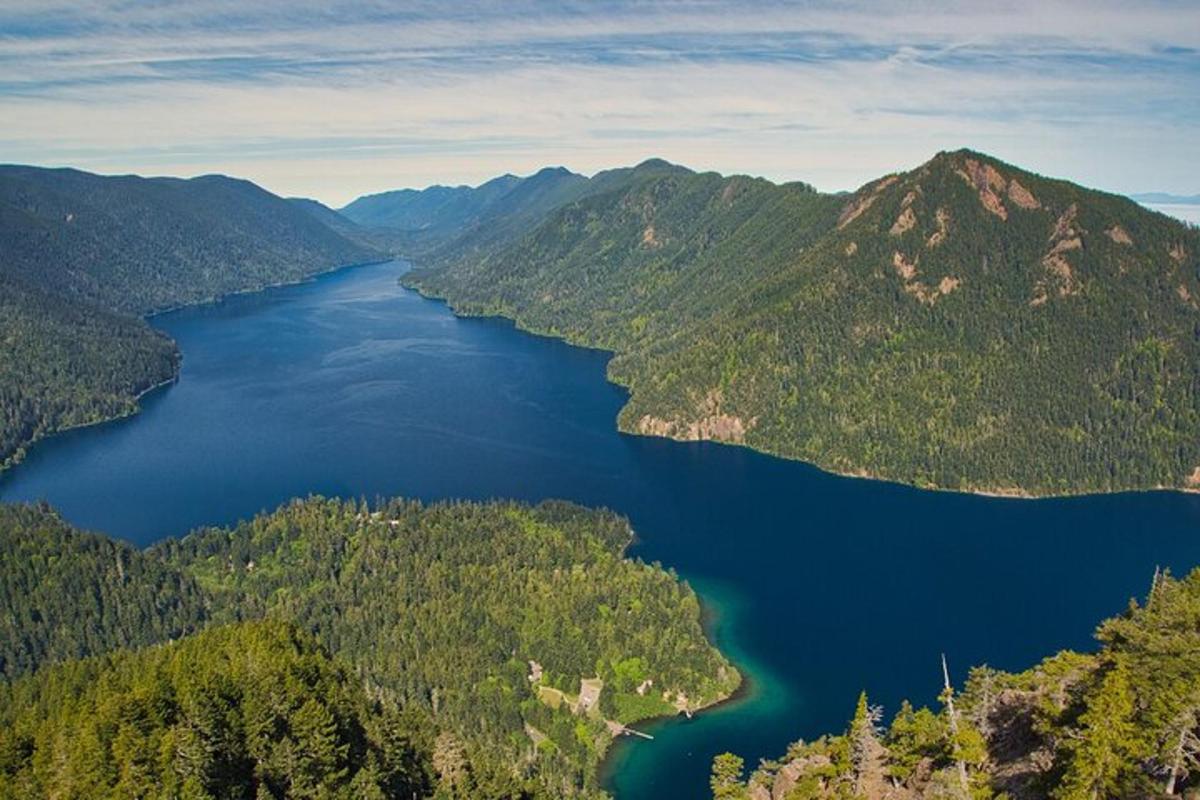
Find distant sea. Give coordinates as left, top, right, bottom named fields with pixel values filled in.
left=1141, top=202, right=1200, bottom=225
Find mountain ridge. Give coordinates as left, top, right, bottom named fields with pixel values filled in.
left=399, top=148, right=1200, bottom=496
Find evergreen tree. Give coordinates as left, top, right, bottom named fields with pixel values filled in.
left=432, top=731, right=470, bottom=798
left=710, top=752, right=747, bottom=800
left=288, top=698, right=350, bottom=797
left=886, top=700, right=948, bottom=783
left=1055, top=658, right=1141, bottom=800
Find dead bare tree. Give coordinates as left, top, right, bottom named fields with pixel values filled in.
left=1164, top=706, right=1200, bottom=795
left=942, top=654, right=970, bottom=796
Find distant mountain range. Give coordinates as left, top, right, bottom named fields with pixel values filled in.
left=1131, top=193, right=1200, bottom=225
left=1131, top=192, right=1200, bottom=205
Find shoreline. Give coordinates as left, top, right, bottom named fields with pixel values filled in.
left=0, top=374, right=181, bottom=476
left=596, top=669, right=750, bottom=794
left=1, top=257, right=395, bottom=477
left=55, top=373, right=180, bottom=436
left=616, top=427, right=1200, bottom=502
left=144, top=257, right=394, bottom=320
left=401, top=276, right=1200, bottom=503
left=596, top=578, right=759, bottom=794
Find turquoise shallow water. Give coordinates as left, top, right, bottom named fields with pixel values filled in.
left=4, top=259, right=1199, bottom=799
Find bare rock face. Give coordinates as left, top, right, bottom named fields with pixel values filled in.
left=890, top=251, right=961, bottom=304
left=1007, top=178, right=1041, bottom=210
left=1187, top=466, right=1200, bottom=488
left=748, top=785, right=772, bottom=800
left=890, top=206, right=917, bottom=236
left=636, top=413, right=751, bottom=444
left=771, top=755, right=832, bottom=799
left=1033, top=204, right=1084, bottom=303
left=926, top=208, right=950, bottom=249
left=772, top=761, right=805, bottom=798
left=1105, top=224, right=1133, bottom=245
left=839, top=175, right=898, bottom=229
left=935, top=275, right=962, bottom=296
left=956, top=157, right=1010, bottom=220
left=892, top=251, right=918, bottom=280
left=635, top=389, right=755, bottom=444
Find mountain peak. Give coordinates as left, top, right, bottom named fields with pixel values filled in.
left=632, top=157, right=690, bottom=173
left=531, top=166, right=574, bottom=178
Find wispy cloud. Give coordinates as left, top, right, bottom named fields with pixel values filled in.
left=1, top=1, right=1196, bottom=204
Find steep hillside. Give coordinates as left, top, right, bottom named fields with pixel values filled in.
left=0, top=165, right=383, bottom=468
left=0, top=165, right=381, bottom=314
left=0, top=273, right=179, bottom=469
left=711, top=567, right=1200, bottom=799
left=421, top=166, right=596, bottom=264
left=342, top=166, right=593, bottom=259
left=340, top=172, right=524, bottom=235
left=407, top=150, right=1200, bottom=495
left=408, top=159, right=839, bottom=350
left=0, top=498, right=737, bottom=798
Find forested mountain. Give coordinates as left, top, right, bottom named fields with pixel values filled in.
left=287, top=195, right=420, bottom=255
left=0, top=498, right=736, bottom=798
left=710, top=568, right=1200, bottom=800
left=0, top=164, right=382, bottom=470
left=407, top=160, right=839, bottom=349
left=420, top=160, right=699, bottom=269
left=0, top=165, right=380, bottom=314
left=402, top=150, right=1200, bottom=495
left=340, top=173, right=526, bottom=232
left=340, top=166, right=593, bottom=258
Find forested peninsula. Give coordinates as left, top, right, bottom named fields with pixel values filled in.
left=371, top=150, right=1200, bottom=497
left=0, top=498, right=737, bottom=798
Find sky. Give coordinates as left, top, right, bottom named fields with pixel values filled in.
left=1, top=0, right=1197, bottom=207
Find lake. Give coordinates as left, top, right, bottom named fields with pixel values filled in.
left=3, top=259, right=1199, bottom=799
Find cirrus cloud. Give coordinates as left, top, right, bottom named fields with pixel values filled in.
left=1, top=0, right=1196, bottom=204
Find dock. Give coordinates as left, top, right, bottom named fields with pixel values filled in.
left=606, top=719, right=654, bottom=740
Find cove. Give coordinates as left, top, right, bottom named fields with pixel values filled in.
left=3, top=259, right=1199, bottom=800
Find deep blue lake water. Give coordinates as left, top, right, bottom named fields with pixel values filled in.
left=3, top=259, right=1199, bottom=799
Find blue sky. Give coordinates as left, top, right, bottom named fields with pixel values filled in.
left=1, top=0, right=1197, bottom=206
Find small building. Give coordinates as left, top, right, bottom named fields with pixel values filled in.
left=575, top=678, right=603, bottom=715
